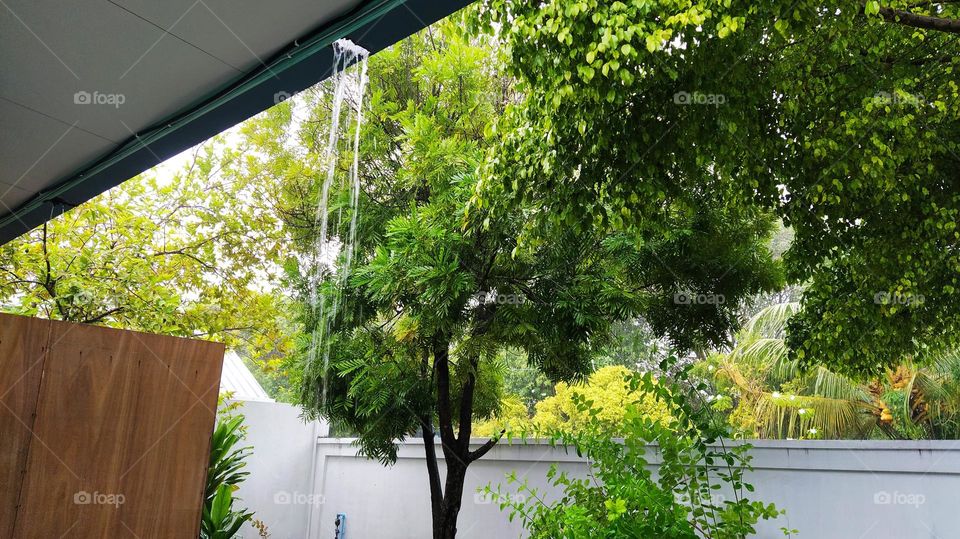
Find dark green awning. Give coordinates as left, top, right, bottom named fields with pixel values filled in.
left=0, top=0, right=472, bottom=244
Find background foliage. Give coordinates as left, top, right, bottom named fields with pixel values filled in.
left=488, top=364, right=786, bottom=538
left=475, top=0, right=960, bottom=375
left=0, top=138, right=294, bottom=367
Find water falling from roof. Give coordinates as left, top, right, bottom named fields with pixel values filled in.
left=306, top=38, right=370, bottom=408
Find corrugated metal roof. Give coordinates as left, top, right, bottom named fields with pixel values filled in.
left=220, top=350, right=273, bottom=402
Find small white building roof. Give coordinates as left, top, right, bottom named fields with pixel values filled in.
left=220, top=350, right=273, bottom=402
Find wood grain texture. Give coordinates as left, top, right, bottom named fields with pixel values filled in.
left=0, top=314, right=224, bottom=539
left=0, top=315, right=52, bottom=538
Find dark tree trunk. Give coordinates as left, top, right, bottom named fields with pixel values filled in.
left=420, top=421, right=444, bottom=526
left=435, top=460, right=468, bottom=539
left=423, top=337, right=502, bottom=539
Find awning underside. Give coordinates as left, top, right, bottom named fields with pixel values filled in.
left=0, top=0, right=470, bottom=244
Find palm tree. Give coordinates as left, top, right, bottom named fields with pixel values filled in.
left=709, top=302, right=960, bottom=440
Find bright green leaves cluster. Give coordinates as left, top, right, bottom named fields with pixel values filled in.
left=771, top=5, right=960, bottom=375
left=487, top=362, right=784, bottom=538
left=355, top=178, right=478, bottom=339
left=474, top=0, right=763, bottom=233
left=0, top=137, right=292, bottom=364
left=474, top=0, right=785, bottom=354
left=480, top=0, right=960, bottom=375
left=531, top=366, right=671, bottom=433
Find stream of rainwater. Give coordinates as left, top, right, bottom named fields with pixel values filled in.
left=307, top=39, right=369, bottom=408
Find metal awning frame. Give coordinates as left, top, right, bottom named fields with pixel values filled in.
left=0, top=0, right=470, bottom=244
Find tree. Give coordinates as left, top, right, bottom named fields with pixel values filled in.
left=495, top=347, right=554, bottom=413
left=476, top=0, right=960, bottom=375
left=707, top=302, right=879, bottom=439
left=250, top=15, right=780, bottom=539
left=705, top=301, right=960, bottom=439
left=0, top=136, right=293, bottom=364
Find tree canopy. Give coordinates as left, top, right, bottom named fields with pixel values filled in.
left=476, top=0, right=960, bottom=375
left=237, top=14, right=783, bottom=538
left=0, top=138, right=292, bottom=362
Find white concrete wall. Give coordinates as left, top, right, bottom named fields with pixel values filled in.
left=308, top=439, right=589, bottom=539
left=234, top=402, right=960, bottom=539
left=230, top=400, right=327, bottom=539
left=305, top=439, right=960, bottom=539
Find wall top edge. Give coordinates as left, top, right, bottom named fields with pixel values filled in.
left=315, top=437, right=960, bottom=451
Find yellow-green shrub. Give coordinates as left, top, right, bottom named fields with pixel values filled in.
left=475, top=366, right=671, bottom=438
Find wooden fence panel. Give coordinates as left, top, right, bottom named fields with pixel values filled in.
left=0, top=314, right=224, bottom=539
left=0, top=316, right=52, bottom=538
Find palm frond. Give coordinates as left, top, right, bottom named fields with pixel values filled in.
left=811, top=367, right=870, bottom=402
left=753, top=391, right=876, bottom=439
left=741, top=302, right=801, bottom=339
left=735, top=338, right=787, bottom=365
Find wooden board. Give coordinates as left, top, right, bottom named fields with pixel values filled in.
left=0, top=316, right=52, bottom=538
left=0, top=314, right=224, bottom=538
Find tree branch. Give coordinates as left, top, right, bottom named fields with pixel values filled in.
left=151, top=249, right=216, bottom=271
left=40, top=221, right=69, bottom=320
left=420, top=419, right=444, bottom=516
left=455, top=355, right=478, bottom=451
left=467, top=431, right=504, bottom=463
left=878, top=5, right=960, bottom=33
left=81, top=307, right=124, bottom=324
left=433, top=338, right=458, bottom=450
